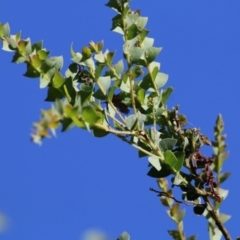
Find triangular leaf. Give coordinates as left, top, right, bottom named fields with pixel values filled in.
left=148, top=156, right=161, bottom=171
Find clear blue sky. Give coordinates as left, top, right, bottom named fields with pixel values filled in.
left=1, top=0, right=240, bottom=239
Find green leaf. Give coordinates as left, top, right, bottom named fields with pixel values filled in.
left=132, top=65, right=144, bottom=79
left=193, top=204, right=206, bottom=215
left=45, top=87, right=64, bottom=101
left=186, top=191, right=200, bottom=201
left=219, top=172, right=231, bottom=184
left=162, top=87, right=173, bottom=104
left=164, top=150, right=178, bottom=169
left=113, top=59, right=124, bottom=76
left=137, top=17, right=148, bottom=29
left=218, top=213, right=231, bottom=224
left=23, top=63, right=40, bottom=78
left=98, top=76, right=111, bottom=94
left=32, top=41, right=43, bottom=51
left=40, top=74, right=50, bottom=88
left=106, top=51, right=115, bottom=64
left=139, top=73, right=154, bottom=90
left=92, top=128, right=109, bottom=137
left=129, top=47, right=144, bottom=62
left=82, top=106, right=101, bottom=125
left=63, top=77, right=76, bottom=103
left=52, top=71, right=65, bottom=88
left=31, top=55, right=42, bottom=68
left=126, top=115, right=138, bottom=130
left=37, top=49, right=50, bottom=60
left=11, top=52, right=26, bottom=63
left=6, top=37, right=18, bottom=50
left=117, top=231, right=130, bottom=240
left=145, top=47, right=162, bottom=63
left=147, top=164, right=172, bottom=178
left=168, top=230, right=181, bottom=240
left=95, top=63, right=105, bottom=78
left=105, top=0, right=122, bottom=13
left=24, top=40, right=32, bottom=55
left=61, top=118, right=75, bottom=132
left=148, top=156, right=161, bottom=171
left=50, top=56, right=63, bottom=70
left=2, top=23, right=10, bottom=37
left=127, top=24, right=139, bottom=40
left=93, top=89, right=106, bottom=100
left=159, top=138, right=177, bottom=152
left=174, top=152, right=185, bottom=172
left=155, top=72, right=168, bottom=89
left=187, top=235, right=198, bottom=240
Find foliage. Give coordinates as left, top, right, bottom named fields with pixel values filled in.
left=0, top=0, right=233, bottom=239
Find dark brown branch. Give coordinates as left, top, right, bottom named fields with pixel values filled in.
left=204, top=197, right=232, bottom=240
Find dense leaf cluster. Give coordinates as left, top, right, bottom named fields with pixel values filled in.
left=0, top=0, right=232, bottom=239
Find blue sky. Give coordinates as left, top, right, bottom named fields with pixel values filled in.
left=0, top=0, right=240, bottom=239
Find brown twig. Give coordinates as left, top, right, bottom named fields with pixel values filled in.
left=204, top=197, right=232, bottom=240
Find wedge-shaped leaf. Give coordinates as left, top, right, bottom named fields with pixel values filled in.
left=187, top=191, right=200, bottom=201
left=23, top=63, right=40, bottom=78
left=174, top=152, right=185, bottom=172
left=193, top=204, right=206, bottom=215
left=111, top=14, right=124, bottom=34
left=139, top=73, right=154, bottom=90
left=159, top=138, right=177, bottom=152
left=45, top=87, right=64, bottom=101
left=168, top=230, right=181, bottom=240
left=126, top=115, right=138, bottom=130
left=218, top=188, right=229, bottom=200
left=2, top=39, right=14, bottom=52
left=63, top=77, right=76, bottom=103
left=147, top=164, right=172, bottom=178
left=162, top=87, right=173, bottom=104
left=38, top=49, right=50, bottom=60
left=32, top=41, right=43, bottom=52
left=117, top=231, right=130, bottom=240
left=106, top=51, right=115, bottom=64
left=82, top=106, right=101, bottom=125
left=40, top=74, right=50, bottom=88
left=30, top=55, right=43, bottom=69
left=127, top=24, right=139, bottom=40
left=145, top=47, right=162, bottom=63
left=113, top=59, right=124, bottom=76
left=148, top=156, right=161, bottom=171
left=1, top=23, right=10, bottom=37
left=93, top=89, right=106, bottom=100
left=155, top=72, right=168, bottom=89
left=52, top=71, right=65, bottom=88
left=61, top=118, right=75, bottom=132
left=50, top=56, right=63, bottom=70
left=219, top=172, right=231, bottom=184
left=218, top=213, right=231, bottom=224
left=142, top=37, right=154, bottom=49
left=98, top=76, right=111, bottom=94
left=105, top=0, right=122, bottom=13
left=164, top=150, right=178, bottom=169
left=129, top=47, right=144, bottom=62
left=136, top=17, right=148, bottom=29
left=11, top=52, right=25, bottom=63
left=6, top=37, right=17, bottom=50
left=187, top=235, right=198, bottom=240
left=92, top=128, right=109, bottom=138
